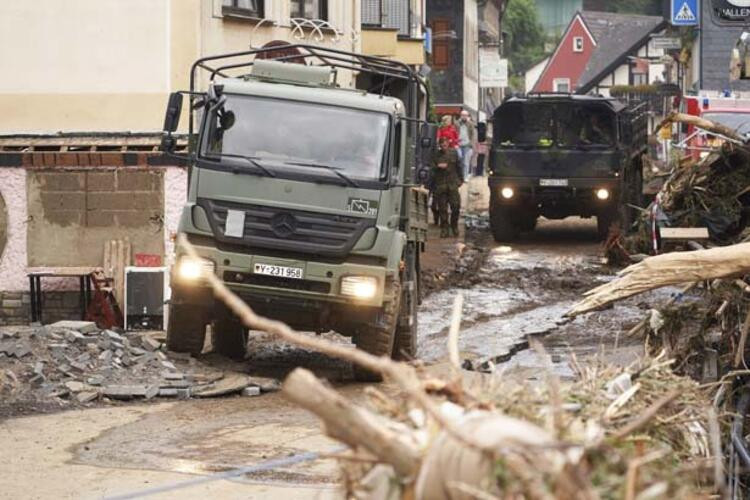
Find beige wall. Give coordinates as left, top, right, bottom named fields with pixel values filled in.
left=0, top=0, right=360, bottom=134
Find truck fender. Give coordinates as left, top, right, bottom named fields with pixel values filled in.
left=386, top=231, right=408, bottom=276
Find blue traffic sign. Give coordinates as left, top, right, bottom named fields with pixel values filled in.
left=671, top=0, right=699, bottom=26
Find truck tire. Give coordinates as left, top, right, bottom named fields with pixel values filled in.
left=166, top=303, right=207, bottom=355
left=490, top=204, right=519, bottom=242
left=394, top=252, right=418, bottom=360
left=352, top=280, right=401, bottom=382
left=212, top=310, right=248, bottom=361
left=518, top=213, right=538, bottom=233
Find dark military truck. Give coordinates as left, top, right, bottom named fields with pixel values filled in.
left=487, top=94, right=647, bottom=241
left=159, top=46, right=432, bottom=380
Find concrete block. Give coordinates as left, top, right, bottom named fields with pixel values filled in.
left=52, top=321, right=98, bottom=334
left=76, top=391, right=99, bottom=403
left=3, top=300, right=22, bottom=309
left=40, top=192, right=86, bottom=212
left=61, top=293, right=82, bottom=308
left=242, top=386, right=261, bottom=397
left=142, top=336, right=161, bottom=352
left=115, top=211, right=152, bottom=227
left=37, top=172, right=85, bottom=191
left=88, top=210, right=118, bottom=227
left=87, top=172, right=116, bottom=192
left=65, top=381, right=86, bottom=393
left=117, top=171, right=160, bottom=192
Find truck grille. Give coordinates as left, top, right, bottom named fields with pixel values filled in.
left=198, top=198, right=375, bottom=258
left=224, top=271, right=331, bottom=294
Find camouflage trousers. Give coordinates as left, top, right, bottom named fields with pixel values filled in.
left=435, top=189, right=460, bottom=231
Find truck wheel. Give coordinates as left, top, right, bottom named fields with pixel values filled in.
left=212, top=311, right=248, bottom=361
left=166, top=303, right=207, bottom=355
left=490, top=205, right=519, bottom=242
left=352, top=280, right=401, bottom=382
left=394, top=253, right=418, bottom=360
left=518, top=214, right=538, bottom=233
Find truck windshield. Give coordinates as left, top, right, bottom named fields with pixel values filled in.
left=203, top=94, right=390, bottom=181
left=495, top=103, right=615, bottom=149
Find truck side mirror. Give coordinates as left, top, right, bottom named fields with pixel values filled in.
left=163, top=92, right=183, bottom=133
left=477, top=122, right=487, bottom=143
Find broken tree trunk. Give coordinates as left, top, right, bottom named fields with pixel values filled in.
left=660, top=112, right=745, bottom=143
left=568, top=242, right=750, bottom=316
left=283, top=368, right=420, bottom=477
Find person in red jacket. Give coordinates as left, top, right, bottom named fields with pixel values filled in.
left=437, top=115, right=459, bottom=149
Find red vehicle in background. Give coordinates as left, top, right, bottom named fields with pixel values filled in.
left=679, top=93, right=750, bottom=159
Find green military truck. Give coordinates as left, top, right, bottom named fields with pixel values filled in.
left=160, top=46, right=432, bottom=380
left=487, top=94, right=648, bottom=240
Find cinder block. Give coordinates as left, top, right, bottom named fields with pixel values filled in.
left=117, top=171, right=160, bottom=192
left=38, top=172, right=85, bottom=191
left=86, top=211, right=116, bottom=227
left=44, top=210, right=84, bottom=226
left=89, top=192, right=161, bottom=210
left=87, top=172, right=116, bottom=192
left=3, top=300, right=22, bottom=308
left=116, top=211, right=152, bottom=227
left=40, top=192, right=86, bottom=211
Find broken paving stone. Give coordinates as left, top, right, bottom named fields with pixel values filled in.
left=29, top=374, right=46, bottom=387
left=161, top=371, right=184, bottom=381
left=50, top=321, right=99, bottom=334
left=103, top=330, right=124, bottom=342
left=86, top=375, right=104, bottom=386
left=76, top=391, right=99, bottom=404
left=103, top=385, right=151, bottom=400
left=65, top=381, right=86, bottom=393
left=64, top=330, right=86, bottom=343
left=98, top=350, right=113, bottom=363
left=70, top=361, right=88, bottom=372
left=0, top=330, right=18, bottom=339
left=13, top=343, right=32, bottom=358
left=129, top=347, right=146, bottom=356
left=176, top=388, right=191, bottom=400
left=33, top=362, right=45, bottom=376
left=242, top=386, right=261, bottom=397
left=76, top=352, right=91, bottom=364
left=192, top=373, right=250, bottom=398
left=144, top=385, right=159, bottom=400
left=142, top=336, right=161, bottom=352
left=114, top=348, right=124, bottom=358
left=0, top=341, right=13, bottom=355
left=160, top=360, right=177, bottom=371
left=158, top=387, right=178, bottom=397
left=57, top=363, right=72, bottom=374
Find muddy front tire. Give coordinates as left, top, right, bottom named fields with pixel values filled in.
left=490, top=204, right=520, bottom=242
left=394, top=248, right=418, bottom=361
left=352, top=280, right=401, bottom=382
left=166, top=303, right=207, bottom=355
left=212, top=307, right=248, bottom=361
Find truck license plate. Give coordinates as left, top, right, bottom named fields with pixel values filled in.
left=253, top=263, right=304, bottom=280
left=539, top=178, right=568, bottom=187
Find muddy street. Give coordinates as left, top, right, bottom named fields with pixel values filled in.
left=0, top=218, right=666, bottom=499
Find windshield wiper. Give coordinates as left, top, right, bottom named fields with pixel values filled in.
left=204, top=153, right=276, bottom=178
left=284, top=161, right=360, bottom=188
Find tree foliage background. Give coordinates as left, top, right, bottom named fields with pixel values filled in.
left=505, top=0, right=546, bottom=80
left=582, top=0, right=664, bottom=15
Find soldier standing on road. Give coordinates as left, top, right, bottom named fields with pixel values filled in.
left=432, top=137, right=463, bottom=238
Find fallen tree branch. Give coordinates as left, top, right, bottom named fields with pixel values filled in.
left=660, top=111, right=745, bottom=144
left=568, top=243, right=750, bottom=316
left=283, top=368, right=420, bottom=476
left=609, top=391, right=680, bottom=441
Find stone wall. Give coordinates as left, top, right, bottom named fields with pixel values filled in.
left=0, top=291, right=81, bottom=326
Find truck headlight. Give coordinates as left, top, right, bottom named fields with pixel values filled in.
left=176, top=257, right=214, bottom=281
left=341, top=276, right=378, bottom=299
left=501, top=187, right=514, bottom=199
left=596, top=189, right=610, bottom=200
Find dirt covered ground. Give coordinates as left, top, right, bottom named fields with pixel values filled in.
left=0, top=215, right=690, bottom=499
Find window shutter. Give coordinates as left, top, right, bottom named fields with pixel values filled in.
left=432, top=18, right=451, bottom=69
left=384, top=0, right=410, bottom=36
left=362, top=0, right=382, bottom=26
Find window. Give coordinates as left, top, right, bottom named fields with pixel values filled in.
left=290, top=0, right=327, bottom=20
left=431, top=18, right=451, bottom=70
left=553, top=78, right=571, bottom=93
left=573, top=37, right=584, bottom=53
left=362, top=1, right=412, bottom=37
left=222, top=0, right=264, bottom=18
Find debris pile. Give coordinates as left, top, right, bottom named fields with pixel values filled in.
left=0, top=321, right=278, bottom=413
left=170, top=235, right=723, bottom=498
left=612, top=113, right=750, bottom=260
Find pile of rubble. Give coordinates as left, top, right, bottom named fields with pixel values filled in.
left=0, top=320, right=278, bottom=412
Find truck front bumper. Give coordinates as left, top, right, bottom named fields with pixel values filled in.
left=489, top=176, right=620, bottom=216
left=172, top=239, right=389, bottom=310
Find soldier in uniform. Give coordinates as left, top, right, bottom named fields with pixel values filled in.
left=432, top=137, right=463, bottom=238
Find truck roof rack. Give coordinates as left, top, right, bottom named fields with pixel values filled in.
left=188, top=44, right=429, bottom=135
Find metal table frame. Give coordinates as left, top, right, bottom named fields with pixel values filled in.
left=28, top=272, right=92, bottom=324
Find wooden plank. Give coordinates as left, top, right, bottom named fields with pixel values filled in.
left=659, top=227, right=710, bottom=240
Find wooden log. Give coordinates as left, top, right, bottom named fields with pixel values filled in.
left=660, top=111, right=745, bottom=143
left=283, top=368, right=420, bottom=477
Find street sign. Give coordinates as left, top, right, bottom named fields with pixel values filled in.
left=479, top=48, right=507, bottom=88
left=651, top=36, right=682, bottom=50
left=712, top=0, right=750, bottom=23
left=671, top=0, right=699, bottom=25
